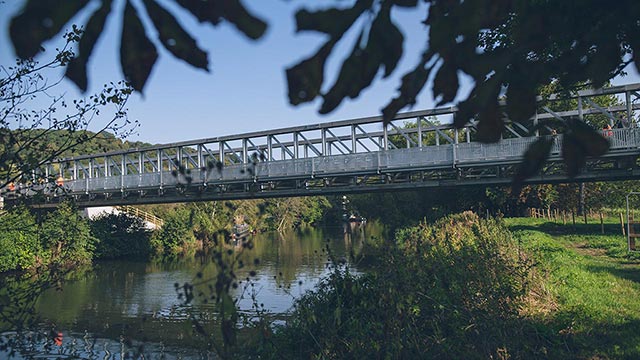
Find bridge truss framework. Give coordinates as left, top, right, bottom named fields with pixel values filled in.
left=6, top=83, right=640, bottom=207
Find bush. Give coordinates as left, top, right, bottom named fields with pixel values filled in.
left=40, top=202, right=95, bottom=267
left=91, top=213, right=152, bottom=259
left=150, top=208, right=196, bottom=255
left=0, top=207, right=41, bottom=272
left=271, top=212, right=538, bottom=358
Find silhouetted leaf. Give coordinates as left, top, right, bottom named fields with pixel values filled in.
left=433, top=62, right=459, bottom=105
left=9, top=0, right=90, bottom=59
left=562, top=132, right=586, bottom=178
left=392, top=0, right=419, bottom=7
left=513, top=137, right=552, bottom=192
left=382, top=63, right=429, bottom=123
left=370, top=6, right=403, bottom=78
left=295, top=0, right=373, bottom=37
left=454, top=92, right=479, bottom=128
left=628, top=36, right=640, bottom=75
left=454, top=75, right=502, bottom=129
left=143, top=0, right=208, bottom=71
left=566, top=118, right=609, bottom=156
left=220, top=0, right=267, bottom=40
left=586, top=37, right=622, bottom=89
left=320, top=31, right=367, bottom=113
left=286, top=40, right=336, bottom=105
left=175, top=0, right=266, bottom=40
left=66, top=0, right=113, bottom=91
left=120, top=1, right=158, bottom=92
left=175, top=0, right=223, bottom=25
left=505, top=79, right=536, bottom=124
left=476, top=100, right=502, bottom=143
left=291, top=0, right=378, bottom=110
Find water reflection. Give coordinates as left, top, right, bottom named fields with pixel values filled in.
left=4, top=224, right=380, bottom=357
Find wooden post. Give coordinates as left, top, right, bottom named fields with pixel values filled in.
left=620, top=213, right=626, bottom=236
left=563, top=211, right=566, bottom=225
left=600, top=212, right=604, bottom=234
left=572, top=211, right=576, bottom=226
left=584, top=210, right=588, bottom=224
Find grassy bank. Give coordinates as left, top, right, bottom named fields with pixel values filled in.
left=256, top=215, right=640, bottom=359
left=506, top=217, right=640, bottom=358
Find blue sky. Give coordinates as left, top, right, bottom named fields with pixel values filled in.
left=1, top=1, right=638, bottom=145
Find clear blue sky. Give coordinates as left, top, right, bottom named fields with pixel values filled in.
left=1, top=1, right=638, bottom=145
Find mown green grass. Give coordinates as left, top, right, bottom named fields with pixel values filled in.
left=505, top=217, right=640, bottom=359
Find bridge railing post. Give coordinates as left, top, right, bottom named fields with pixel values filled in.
left=383, top=126, right=388, bottom=151
left=417, top=117, right=423, bottom=147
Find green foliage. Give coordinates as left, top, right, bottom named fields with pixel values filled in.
left=40, top=202, right=95, bottom=267
left=90, top=213, right=152, bottom=259
left=0, top=203, right=99, bottom=273
left=349, top=187, right=496, bottom=230
left=262, top=197, right=332, bottom=231
left=151, top=207, right=196, bottom=255
left=271, top=212, right=536, bottom=358
left=0, top=207, right=40, bottom=272
left=147, top=196, right=332, bottom=242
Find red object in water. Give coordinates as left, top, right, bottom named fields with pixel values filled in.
left=54, top=332, right=63, bottom=346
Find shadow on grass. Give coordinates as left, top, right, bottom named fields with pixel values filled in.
left=536, top=311, right=640, bottom=359
left=510, top=222, right=625, bottom=236
left=584, top=263, right=640, bottom=284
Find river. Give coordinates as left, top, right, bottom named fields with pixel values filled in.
left=0, top=224, right=379, bottom=358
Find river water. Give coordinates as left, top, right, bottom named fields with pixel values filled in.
left=1, top=224, right=378, bottom=358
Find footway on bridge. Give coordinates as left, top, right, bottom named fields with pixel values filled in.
left=5, top=83, right=640, bottom=207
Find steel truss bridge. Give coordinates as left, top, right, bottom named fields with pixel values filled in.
left=7, top=83, right=640, bottom=207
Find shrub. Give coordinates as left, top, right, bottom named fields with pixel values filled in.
left=150, top=208, right=196, bottom=255
left=0, top=207, right=40, bottom=272
left=271, top=212, right=537, bottom=358
left=40, top=202, right=95, bottom=267
left=91, top=213, right=152, bottom=259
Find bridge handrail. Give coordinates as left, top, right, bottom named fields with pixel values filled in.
left=115, top=205, right=164, bottom=227
left=6, top=82, right=640, bottom=207
left=48, top=83, right=640, bottom=163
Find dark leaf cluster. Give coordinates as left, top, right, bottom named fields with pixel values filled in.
left=289, top=1, right=640, bottom=132
left=10, top=0, right=267, bottom=92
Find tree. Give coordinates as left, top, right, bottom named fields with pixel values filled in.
left=1, top=28, right=134, bottom=193
left=40, top=201, right=96, bottom=266
left=90, top=212, right=153, bottom=259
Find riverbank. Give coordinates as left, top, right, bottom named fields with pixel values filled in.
left=1, top=212, right=639, bottom=358
left=505, top=217, right=640, bottom=358
left=260, top=214, right=640, bottom=359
